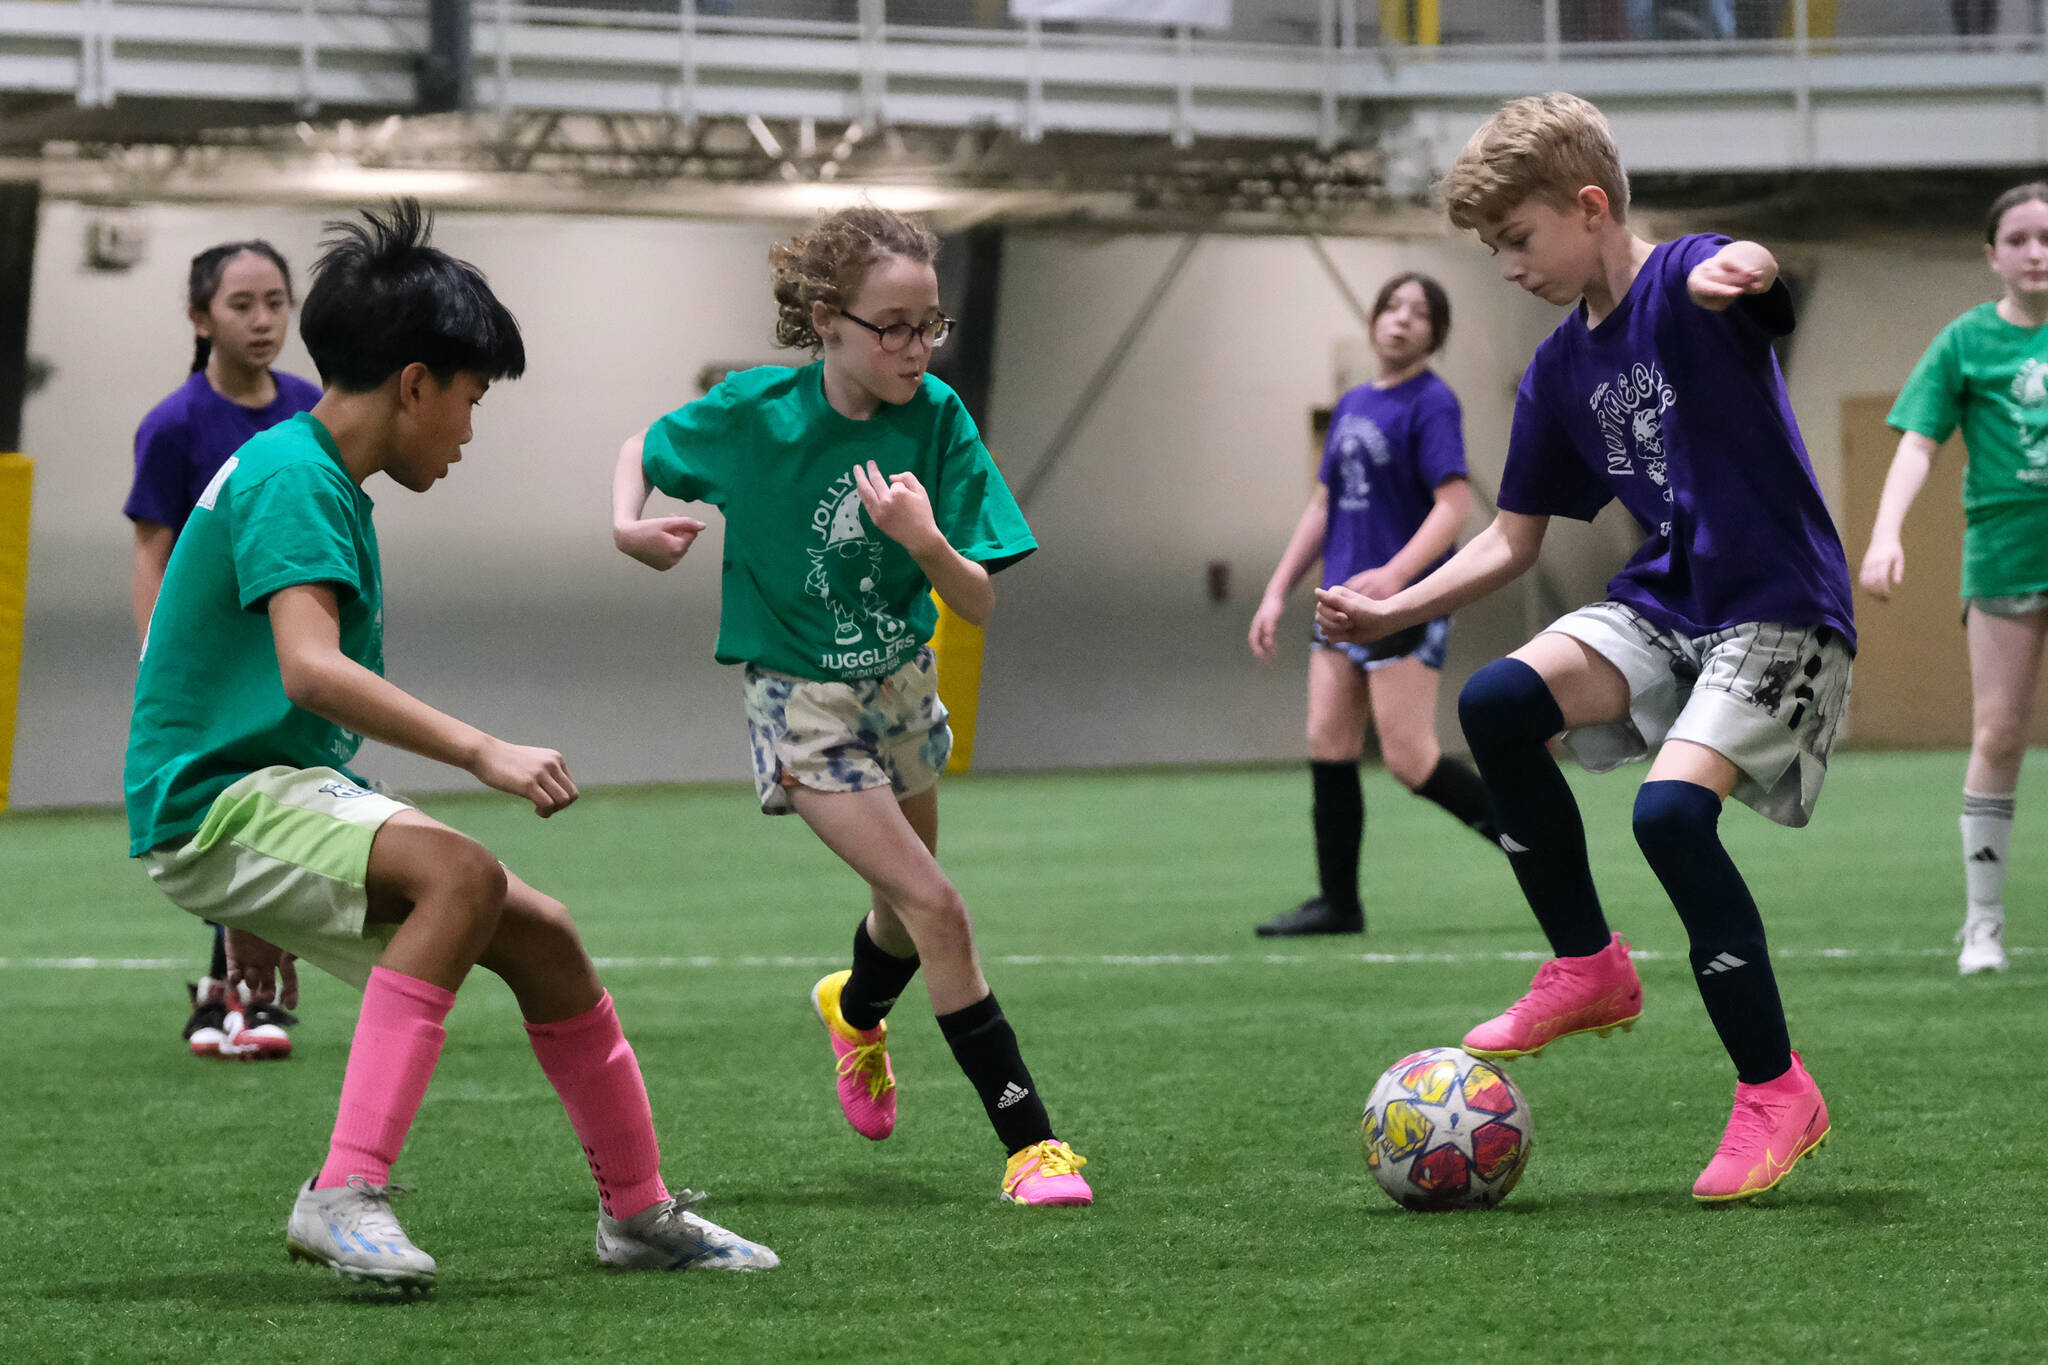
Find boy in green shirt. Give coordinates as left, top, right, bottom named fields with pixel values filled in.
left=126, top=201, right=777, bottom=1290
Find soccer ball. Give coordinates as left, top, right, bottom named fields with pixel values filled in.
left=1360, top=1047, right=1533, bottom=1211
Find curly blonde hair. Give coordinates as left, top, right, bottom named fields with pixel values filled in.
left=1438, top=92, right=1629, bottom=231
left=769, top=205, right=941, bottom=351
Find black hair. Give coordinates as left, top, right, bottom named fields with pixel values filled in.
left=187, top=240, right=293, bottom=374
left=299, top=199, right=525, bottom=393
left=1369, top=271, right=1452, bottom=354
left=1987, top=181, right=2048, bottom=245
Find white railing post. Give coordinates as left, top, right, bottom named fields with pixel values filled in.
left=1793, top=0, right=1813, bottom=165
left=1318, top=0, right=1337, bottom=149
left=1023, top=15, right=1044, bottom=143
left=298, top=0, right=320, bottom=114
left=1173, top=23, right=1194, bottom=148
left=1542, top=0, right=1561, bottom=69
left=677, top=0, right=698, bottom=128
left=859, top=0, right=885, bottom=129
left=494, top=0, right=512, bottom=119
left=79, top=0, right=111, bottom=109
left=1338, top=0, right=1356, bottom=52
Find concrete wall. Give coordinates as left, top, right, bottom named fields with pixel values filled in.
left=8, top=199, right=2007, bottom=807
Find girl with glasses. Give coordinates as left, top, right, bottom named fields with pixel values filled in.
left=610, top=205, right=1092, bottom=1207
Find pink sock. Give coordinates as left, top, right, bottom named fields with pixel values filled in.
left=315, top=966, right=456, bottom=1189
left=525, top=991, right=669, bottom=1219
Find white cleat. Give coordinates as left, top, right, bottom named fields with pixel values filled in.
left=285, top=1176, right=436, bottom=1291
left=595, top=1191, right=780, bottom=1273
left=1958, top=908, right=2009, bottom=975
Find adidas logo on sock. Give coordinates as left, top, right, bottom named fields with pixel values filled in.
left=1499, top=833, right=1531, bottom=854
left=1970, top=846, right=2001, bottom=864
left=1700, top=952, right=1749, bottom=976
left=996, top=1082, right=1031, bottom=1109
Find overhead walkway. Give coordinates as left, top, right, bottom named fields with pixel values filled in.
left=3, top=1, right=2047, bottom=171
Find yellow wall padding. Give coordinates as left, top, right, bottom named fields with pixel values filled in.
left=0, top=453, right=33, bottom=812
left=1380, top=0, right=1440, bottom=45
left=929, top=592, right=985, bottom=775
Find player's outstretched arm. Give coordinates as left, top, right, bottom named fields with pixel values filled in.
left=1859, top=430, right=1940, bottom=601
left=1687, top=239, right=1779, bottom=311
left=1315, top=508, right=1547, bottom=644
left=269, top=583, right=578, bottom=816
left=1343, top=477, right=1473, bottom=605
left=1250, top=487, right=1329, bottom=662
left=853, top=459, right=997, bottom=626
left=612, top=430, right=708, bottom=571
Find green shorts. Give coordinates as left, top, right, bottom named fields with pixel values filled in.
left=139, top=766, right=413, bottom=990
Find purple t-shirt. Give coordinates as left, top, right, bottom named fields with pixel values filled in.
left=125, top=368, right=323, bottom=534
left=1318, top=369, right=1467, bottom=589
left=1498, top=233, right=1856, bottom=648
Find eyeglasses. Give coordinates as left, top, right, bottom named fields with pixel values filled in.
left=837, top=308, right=954, bottom=353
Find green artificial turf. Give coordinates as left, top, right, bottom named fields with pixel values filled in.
left=2, top=754, right=2042, bottom=1363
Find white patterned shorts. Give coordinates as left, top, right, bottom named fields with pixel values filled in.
left=743, top=645, right=953, bottom=815
left=1543, top=602, right=1855, bottom=828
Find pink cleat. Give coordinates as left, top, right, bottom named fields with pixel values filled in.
left=1692, top=1051, right=1830, bottom=1203
left=1462, top=932, right=1643, bottom=1060
left=1001, top=1140, right=1093, bottom=1207
left=811, top=971, right=896, bottom=1140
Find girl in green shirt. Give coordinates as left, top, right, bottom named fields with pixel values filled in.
left=1862, top=181, right=2048, bottom=975
left=612, top=206, right=1091, bottom=1208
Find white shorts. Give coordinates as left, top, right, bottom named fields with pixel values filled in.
left=139, top=766, right=413, bottom=990
left=1543, top=602, right=1855, bottom=828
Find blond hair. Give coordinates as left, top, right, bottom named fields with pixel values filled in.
left=768, top=205, right=940, bottom=351
left=1438, top=92, right=1629, bottom=230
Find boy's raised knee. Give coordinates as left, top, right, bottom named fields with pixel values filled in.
left=1459, top=658, right=1563, bottom=753
left=1632, top=779, right=1721, bottom=861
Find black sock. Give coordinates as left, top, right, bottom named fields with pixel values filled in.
left=840, top=917, right=920, bottom=1032
left=1310, top=760, right=1364, bottom=913
left=937, top=992, right=1054, bottom=1155
left=1633, top=781, right=1792, bottom=1085
left=1415, top=756, right=1502, bottom=844
left=207, top=922, right=227, bottom=981
left=1458, top=659, right=1611, bottom=958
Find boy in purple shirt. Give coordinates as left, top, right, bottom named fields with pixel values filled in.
left=1316, top=93, right=1851, bottom=1203
left=127, top=240, right=322, bottom=1060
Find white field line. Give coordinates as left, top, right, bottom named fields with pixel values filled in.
left=0, top=945, right=2031, bottom=970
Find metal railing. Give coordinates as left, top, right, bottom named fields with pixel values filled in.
left=6, top=0, right=2048, bottom=149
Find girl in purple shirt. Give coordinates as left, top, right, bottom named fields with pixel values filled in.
left=126, top=239, right=321, bottom=1060
left=1248, top=272, right=1500, bottom=937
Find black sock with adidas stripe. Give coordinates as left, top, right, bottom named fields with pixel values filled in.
left=937, top=992, right=1054, bottom=1155
left=1633, top=780, right=1792, bottom=1085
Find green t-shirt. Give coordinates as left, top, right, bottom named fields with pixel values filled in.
left=1889, top=301, right=2048, bottom=597
left=641, top=362, right=1037, bottom=682
left=125, top=413, right=384, bottom=855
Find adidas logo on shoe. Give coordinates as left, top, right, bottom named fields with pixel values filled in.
left=1700, top=952, right=1749, bottom=976
left=1499, top=833, right=1531, bottom=854
left=996, top=1082, right=1031, bottom=1110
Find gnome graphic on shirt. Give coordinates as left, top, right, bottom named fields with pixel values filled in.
left=807, top=482, right=908, bottom=647
left=2012, top=358, right=2048, bottom=473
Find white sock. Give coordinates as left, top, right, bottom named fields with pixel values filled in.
left=1961, top=790, right=2016, bottom=914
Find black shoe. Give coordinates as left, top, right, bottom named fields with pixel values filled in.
left=1255, top=898, right=1364, bottom=937
left=183, top=980, right=230, bottom=1056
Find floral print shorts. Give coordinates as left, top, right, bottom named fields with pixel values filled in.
left=742, top=645, right=953, bottom=814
